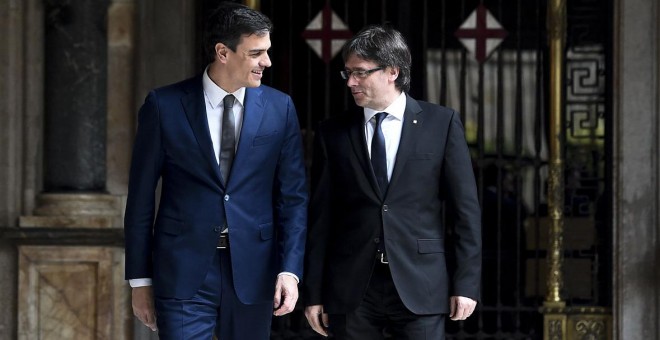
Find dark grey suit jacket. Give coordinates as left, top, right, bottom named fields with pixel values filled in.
left=303, top=94, right=481, bottom=314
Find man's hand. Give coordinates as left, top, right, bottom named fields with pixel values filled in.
left=273, top=275, right=299, bottom=316
left=132, top=286, right=157, bottom=331
left=304, top=305, right=329, bottom=337
left=449, top=296, right=477, bottom=321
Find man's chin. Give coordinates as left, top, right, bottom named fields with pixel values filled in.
left=246, top=80, right=262, bottom=88
left=352, top=97, right=366, bottom=107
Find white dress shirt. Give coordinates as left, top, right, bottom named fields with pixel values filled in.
left=363, top=92, right=407, bottom=180
left=203, top=69, right=246, bottom=162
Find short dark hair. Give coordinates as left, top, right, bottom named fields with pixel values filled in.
left=341, top=25, right=412, bottom=92
left=203, top=2, right=273, bottom=63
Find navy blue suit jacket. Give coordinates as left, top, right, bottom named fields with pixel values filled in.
left=124, top=75, right=308, bottom=304
left=303, top=95, right=481, bottom=314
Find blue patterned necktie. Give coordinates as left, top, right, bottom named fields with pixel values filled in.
left=371, top=112, right=389, bottom=196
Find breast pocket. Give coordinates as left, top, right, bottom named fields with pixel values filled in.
left=410, top=153, right=435, bottom=160
left=418, top=238, right=445, bottom=254
left=253, top=131, right=279, bottom=147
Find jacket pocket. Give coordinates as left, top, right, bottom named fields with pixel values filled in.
left=410, top=153, right=435, bottom=160
left=253, top=131, right=279, bottom=146
left=418, top=238, right=444, bottom=253
left=157, top=216, right=184, bottom=236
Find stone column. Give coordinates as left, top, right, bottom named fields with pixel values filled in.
left=21, top=0, right=120, bottom=229
left=0, top=0, right=25, bottom=338
left=43, top=0, right=109, bottom=191
left=107, top=0, right=136, bottom=196
left=613, top=0, right=660, bottom=339
left=13, top=1, right=134, bottom=339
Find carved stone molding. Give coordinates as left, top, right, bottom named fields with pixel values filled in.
left=19, top=194, right=122, bottom=229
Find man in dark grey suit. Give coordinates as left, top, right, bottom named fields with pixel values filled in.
left=303, top=25, right=481, bottom=339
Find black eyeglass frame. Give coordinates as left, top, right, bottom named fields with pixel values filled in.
left=340, top=67, right=384, bottom=80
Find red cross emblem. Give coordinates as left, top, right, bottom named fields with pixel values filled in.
left=301, top=2, right=352, bottom=64
left=454, top=4, right=508, bottom=64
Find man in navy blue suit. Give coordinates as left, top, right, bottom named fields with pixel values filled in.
left=124, top=3, right=308, bottom=339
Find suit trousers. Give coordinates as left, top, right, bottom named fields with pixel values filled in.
left=154, top=249, right=273, bottom=340
left=328, top=261, right=445, bottom=340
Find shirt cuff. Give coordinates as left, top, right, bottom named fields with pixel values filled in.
left=129, top=278, right=152, bottom=287
left=278, top=272, right=299, bottom=283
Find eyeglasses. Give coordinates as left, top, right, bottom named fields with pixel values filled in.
left=340, top=67, right=383, bottom=80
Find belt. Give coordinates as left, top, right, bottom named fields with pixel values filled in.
left=217, top=234, right=229, bottom=249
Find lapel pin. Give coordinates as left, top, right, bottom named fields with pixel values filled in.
left=413, top=120, right=418, bottom=124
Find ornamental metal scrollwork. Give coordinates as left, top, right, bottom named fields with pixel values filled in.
left=575, top=319, right=606, bottom=340
left=549, top=319, right=564, bottom=340
left=566, top=45, right=606, bottom=142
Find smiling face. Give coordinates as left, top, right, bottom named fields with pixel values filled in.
left=212, top=32, right=272, bottom=92
left=344, top=53, right=400, bottom=111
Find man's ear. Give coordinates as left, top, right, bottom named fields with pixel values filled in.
left=389, top=67, right=400, bottom=82
left=215, top=42, right=229, bottom=62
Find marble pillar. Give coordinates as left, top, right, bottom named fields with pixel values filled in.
left=107, top=0, right=136, bottom=197
left=43, top=0, right=109, bottom=192
left=13, top=1, right=136, bottom=339
left=19, top=0, right=123, bottom=230
left=0, top=0, right=26, bottom=338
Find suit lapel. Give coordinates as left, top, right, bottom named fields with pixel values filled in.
left=389, top=94, right=423, bottom=190
left=181, top=76, right=224, bottom=187
left=233, top=87, right=265, bottom=176
left=347, top=111, right=382, bottom=200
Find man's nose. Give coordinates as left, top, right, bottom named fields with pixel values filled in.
left=260, top=53, right=272, bottom=68
left=346, top=75, right=358, bottom=87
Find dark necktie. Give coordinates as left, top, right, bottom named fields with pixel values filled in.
left=371, top=112, right=389, bottom=196
left=219, top=94, right=236, bottom=184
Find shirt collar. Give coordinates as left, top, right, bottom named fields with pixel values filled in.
left=363, top=92, right=407, bottom=125
left=202, top=66, right=246, bottom=109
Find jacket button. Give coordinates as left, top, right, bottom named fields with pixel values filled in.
left=213, top=226, right=221, bottom=232
left=374, top=238, right=380, bottom=244
left=224, top=195, right=230, bottom=201
left=383, top=205, right=388, bottom=212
